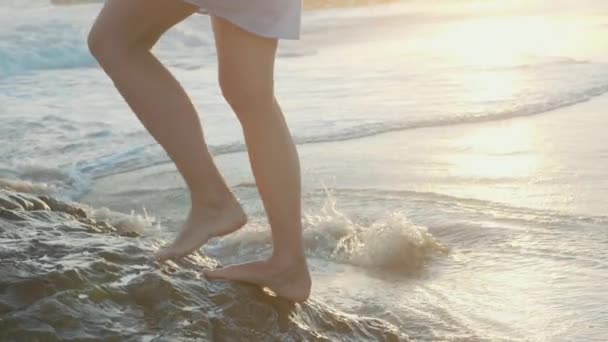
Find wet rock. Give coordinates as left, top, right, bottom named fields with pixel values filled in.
left=0, top=208, right=26, bottom=221
left=0, top=189, right=409, bottom=341
left=0, top=192, right=23, bottom=210
left=38, top=195, right=87, bottom=218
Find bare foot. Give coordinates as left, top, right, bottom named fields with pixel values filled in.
left=203, top=256, right=312, bottom=302
left=155, top=197, right=247, bottom=262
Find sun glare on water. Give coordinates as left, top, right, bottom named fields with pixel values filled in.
left=429, top=16, right=557, bottom=67
left=447, top=121, right=539, bottom=180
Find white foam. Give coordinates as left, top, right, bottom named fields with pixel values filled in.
left=12, top=164, right=92, bottom=200
left=0, top=178, right=52, bottom=195
left=303, top=191, right=447, bottom=270
left=213, top=190, right=447, bottom=271
left=89, top=206, right=159, bottom=236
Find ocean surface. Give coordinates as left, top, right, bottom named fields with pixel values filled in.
left=1, top=0, right=608, bottom=340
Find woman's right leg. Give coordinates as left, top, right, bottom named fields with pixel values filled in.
left=202, top=16, right=311, bottom=302
left=88, top=0, right=246, bottom=260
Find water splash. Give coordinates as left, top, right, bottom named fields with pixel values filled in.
left=212, top=190, right=447, bottom=272
left=304, top=191, right=448, bottom=271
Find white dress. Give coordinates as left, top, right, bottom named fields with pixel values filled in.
left=181, top=0, right=302, bottom=40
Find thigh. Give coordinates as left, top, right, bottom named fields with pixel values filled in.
left=90, top=0, right=198, bottom=50
left=211, top=16, right=278, bottom=92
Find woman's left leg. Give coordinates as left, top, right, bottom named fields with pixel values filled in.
left=87, top=0, right=247, bottom=261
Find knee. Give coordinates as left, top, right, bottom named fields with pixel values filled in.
left=87, top=26, right=152, bottom=68
left=87, top=26, right=121, bottom=66
left=219, top=72, right=275, bottom=123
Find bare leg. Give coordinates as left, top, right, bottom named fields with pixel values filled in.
left=203, top=17, right=311, bottom=302
left=88, top=0, right=247, bottom=261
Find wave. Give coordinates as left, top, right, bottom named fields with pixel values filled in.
left=0, top=21, right=96, bottom=77
left=0, top=164, right=92, bottom=200
left=7, top=75, right=608, bottom=208
left=292, top=82, right=608, bottom=145
left=303, top=194, right=448, bottom=270
left=0, top=3, right=217, bottom=77
left=0, top=173, right=156, bottom=236
left=0, top=189, right=408, bottom=341
left=209, top=190, right=447, bottom=272
left=0, top=178, right=52, bottom=195
left=89, top=82, right=608, bottom=182
left=309, top=186, right=608, bottom=226
left=0, top=2, right=213, bottom=76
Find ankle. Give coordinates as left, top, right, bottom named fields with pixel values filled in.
left=190, top=190, right=238, bottom=210
left=268, top=251, right=308, bottom=270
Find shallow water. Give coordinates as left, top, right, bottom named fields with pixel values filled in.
left=1, top=0, right=608, bottom=340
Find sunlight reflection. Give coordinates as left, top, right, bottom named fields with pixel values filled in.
left=304, top=0, right=397, bottom=10
left=456, top=70, right=523, bottom=106
left=446, top=121, right=539, bottom=180
left=427, top=16, right=555, bottom=68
